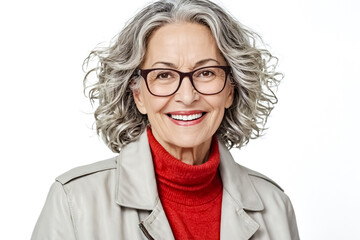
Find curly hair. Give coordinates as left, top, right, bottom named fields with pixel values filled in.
left=83, top=0, right=282, bottom=153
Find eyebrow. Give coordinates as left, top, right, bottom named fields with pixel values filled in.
left=151, top=58, right=221, bottom=69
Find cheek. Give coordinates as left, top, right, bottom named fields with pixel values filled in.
left=203, top=97, right=225, bottom=122
left=143, top=97, right=170, bottom=117
left=208, top=93, right=230, bottom=111
left=213, top=107, right=226, bottom=124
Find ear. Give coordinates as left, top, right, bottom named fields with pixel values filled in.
left=225, top=83, right=234, bottom=109
left=132, top=89, right=147, bottom=114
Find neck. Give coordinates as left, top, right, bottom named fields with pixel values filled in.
left=151, top=129, right=212, bottom=165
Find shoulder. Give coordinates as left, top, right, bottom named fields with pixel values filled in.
left=55, top=156, right=118, bottom=185
left=242, top=166, right=284, bottom=192
left=237, top=164, right=293, bottom=209
left=233, top=164, right=300, bottom=238
left=218, top=141, right=283, bottom=192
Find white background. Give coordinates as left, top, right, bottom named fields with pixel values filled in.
left=1, top=0, right=359, bottom=239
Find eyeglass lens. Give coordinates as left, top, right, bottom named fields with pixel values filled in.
left=146, top=67, right=227, bottom=96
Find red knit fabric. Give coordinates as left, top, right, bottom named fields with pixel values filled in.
left=147, top=128, right=223, bottom=240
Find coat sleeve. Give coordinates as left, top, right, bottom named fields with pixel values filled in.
left=31, top=181, right=77, bottom=240
left=285, top=194, right=300, bottom=240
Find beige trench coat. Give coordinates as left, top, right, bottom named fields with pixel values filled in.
left=31, top=131, right=300, bottom=240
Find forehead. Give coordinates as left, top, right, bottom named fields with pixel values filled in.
left=143, top=22, right=225, bottom=68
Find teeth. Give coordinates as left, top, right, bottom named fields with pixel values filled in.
left=170, top=113, right=203, bottom=121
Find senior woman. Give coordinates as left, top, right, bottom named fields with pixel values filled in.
left=32, top=0, right=299, bottom=239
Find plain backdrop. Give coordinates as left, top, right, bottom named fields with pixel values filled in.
left=1, top=0, right=359, bottom=239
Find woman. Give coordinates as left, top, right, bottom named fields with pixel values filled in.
left=31, top=0, right=299, bottom=239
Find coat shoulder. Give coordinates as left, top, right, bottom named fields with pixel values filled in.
left=241, top=165, right=284, bottom=192
left=56, top=157, right=117, bottom=185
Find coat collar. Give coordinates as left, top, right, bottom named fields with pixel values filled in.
left=115, top=131, right=158, bottom=210
left=115, top=130, right=264, bottom=212
left=217, top=142, right=264, bottom=211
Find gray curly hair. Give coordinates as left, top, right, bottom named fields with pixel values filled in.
left=83, top=0, right=282, bottom=153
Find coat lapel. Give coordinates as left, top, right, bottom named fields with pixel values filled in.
left=218, top=142, right=264, bottom=239
left=140, top=199, right=175, bottom=240
left=115, top=131, right=158, bottom=210
left=115, top=131, right=175, bottom=239
left=220, top=190, right=259, bottom=239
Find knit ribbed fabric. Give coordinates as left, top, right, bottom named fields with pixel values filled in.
left=147, top=128, right=223, bottom=240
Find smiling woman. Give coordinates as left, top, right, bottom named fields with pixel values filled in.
left=31, top=0, right=299, bottom=239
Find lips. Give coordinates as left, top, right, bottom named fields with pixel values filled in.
left=166, top=111, right=207, bottom=125
left=167, top=111, right=206, bottom=120
left=170, top=113, right=203, bottom=121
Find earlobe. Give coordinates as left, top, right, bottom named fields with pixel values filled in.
left=132, top=89, right=147, bottom=114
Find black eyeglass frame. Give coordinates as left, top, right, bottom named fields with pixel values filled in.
left=137, top=65, right=232, bottom=97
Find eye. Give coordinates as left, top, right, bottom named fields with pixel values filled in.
left=157, top=72, right=173, bottom=79
left=199, top=70, right=214, bottom=77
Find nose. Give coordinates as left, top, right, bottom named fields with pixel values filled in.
left=174, top=76, right=199, bottom=105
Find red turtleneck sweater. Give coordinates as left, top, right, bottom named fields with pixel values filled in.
left=147, top=128, right=223, bottom=240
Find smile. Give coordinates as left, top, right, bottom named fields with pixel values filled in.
left=166, top=111, right=207, bottom=126
left=170, top=113, right=203, bottom=121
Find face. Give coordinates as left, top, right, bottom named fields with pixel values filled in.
left=133, top=22, right=234, bottom=155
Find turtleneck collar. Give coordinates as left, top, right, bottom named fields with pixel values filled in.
left=147, top=127, right=223, bottom=206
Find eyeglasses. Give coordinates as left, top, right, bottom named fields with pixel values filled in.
left=138, top=65, right=231, bottom=97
